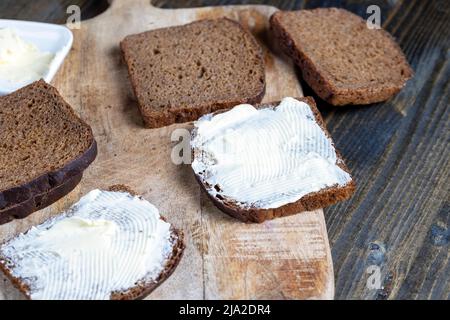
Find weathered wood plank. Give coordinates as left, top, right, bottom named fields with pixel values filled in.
left=321, top=0, right=449, bottom=300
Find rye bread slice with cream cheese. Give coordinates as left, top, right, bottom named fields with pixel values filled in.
left=0, top=185, right=185, bottom=300
left=120, top=18, right=265, bottom=128
left=191, top=97, right=355, bottom=223
left=270, top=8, right=413, bottom=105
left=0, top=80, right=97, bottom=225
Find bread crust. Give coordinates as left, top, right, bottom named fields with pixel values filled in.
left=270, top=9, right=413, bottom=106
left=0, top=80, right=97, bottom=225
left=120, top=18, right=266, bottom=128
left=0, top=185, right=185, bottom=300
left=0, top=140, right=97, bottom=225
left=192, top=97, right=356, bottom=223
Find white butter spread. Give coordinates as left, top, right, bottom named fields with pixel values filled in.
left=0, top=190, right=174, bottom=300
left=0, top=28, right=54, bottom=83
left=191, top=97, right=352, bottom=209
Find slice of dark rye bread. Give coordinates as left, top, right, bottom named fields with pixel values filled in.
left=0, top=185, right=185, bottom=300
left=192, top=97, right=355, bottom=223
left=120, top=18, right=265, bottom=128
left=0, top=80, right=97, bottom=225
left=270, top=8, right=413, bottom=106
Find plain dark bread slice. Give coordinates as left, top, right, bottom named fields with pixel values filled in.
left=0, top=185, right=185, bottom=300
left=193, top=97, right=355, bottom=223
left=120, top=18, right=265, bottom=128
left=270, top=8, right=413, bottom=105
left=0, top=80, right=97, bottom=224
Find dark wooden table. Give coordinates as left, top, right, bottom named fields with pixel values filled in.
left=1, top=0, right=448, bottom=300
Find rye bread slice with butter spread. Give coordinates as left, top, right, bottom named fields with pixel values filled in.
left=0, top=185, right=185, bottom=300
left=0, top=80, right=97, bottom=225
left=191, top=97, right=355, bottom=223
left=270, top=8, right=413, bottom=105
left=120, top=18, right=265, bottom=128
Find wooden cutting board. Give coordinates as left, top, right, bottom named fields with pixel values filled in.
left=0, top=0, right=334, bottom=300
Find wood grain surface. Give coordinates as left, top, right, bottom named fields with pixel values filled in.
left=0, top=0, right=336, bottom=300
left=0, top=0, right=448, bottom=300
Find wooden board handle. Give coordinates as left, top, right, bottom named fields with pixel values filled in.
left=108, top=0, right=158, bottom=12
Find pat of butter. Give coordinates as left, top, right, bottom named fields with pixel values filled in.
left=0, top=28, right=54, bottom=83
left=34, top=217, right=118, bottom=254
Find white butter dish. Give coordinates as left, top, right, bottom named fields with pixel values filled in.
left=0, top=19, right=73, bottom=95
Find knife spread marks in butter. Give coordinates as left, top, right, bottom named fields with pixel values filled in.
left=0, top=190, right=175, bottom=300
